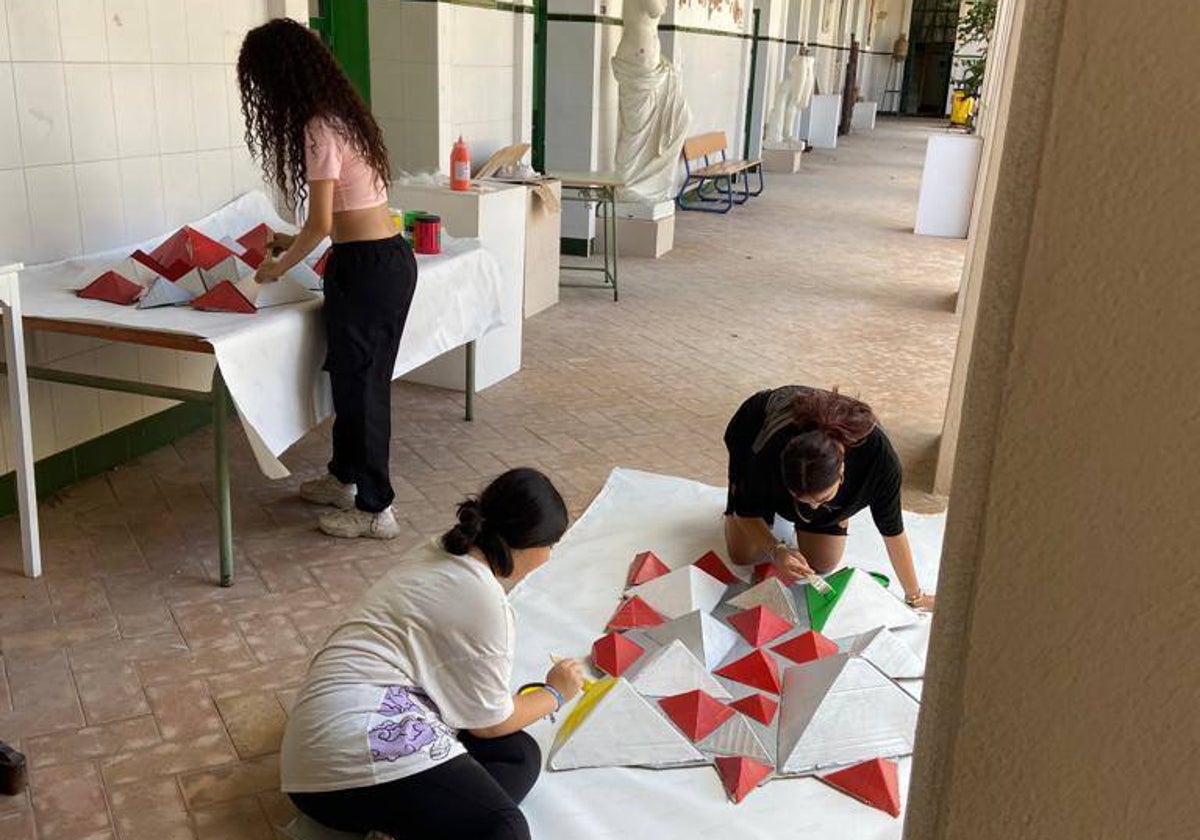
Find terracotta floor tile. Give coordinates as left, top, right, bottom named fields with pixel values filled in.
left=179, top=754, right=280, bottom=809
left=68, top=631, right=190, bottom=672
left=144, top=679, right=225, bottom=741
left=30, top=760, right=111, bottom=840
left=213, top=692, right=287, bottom=759
left=100, top=732, right=238, bottom=787
left=0, top=617, right=119, bottom=655
left=74, top=662, right=150, bottom=725
left=0, top=810, right=36, bottom=840
left=107, top=776, right=196, bottom=840
left=135, top=642, right=257, bottom=687
left=256, top=790, right=299, bottom=833
left=191, top=795, right=276, bottom=840
left=170, top=602, right=246, bottom=650
left=25, top=716, right=161, bottom=768
left=236, top=613, right=309, bottom=663
left=205, top=658, right=310, bottom=700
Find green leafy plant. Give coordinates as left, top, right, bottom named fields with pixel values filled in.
left=958, top=0, right=997, bottom=99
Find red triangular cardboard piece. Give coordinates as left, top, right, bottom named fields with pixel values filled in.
left=694, top=550, right=738, bottom=584
left=771, top=630, right=839, bottom=665
left=753, top=562, right=796, bottom=584
left=149, top=226, right=235, bottom=271
left=314, top=248, right=330, bottom=276
left=727, top=605, right=793, bottom=647
left=627, top=550, right=671, bottom=586
left=77, top=270, right=143, bottom=305
left=714, top=756, right=773, bottom=804
left=190, top=280, right=256, bottom=314
left=728, top=693, right=779, bottom=726
left=657, top=690, right=734, bottom=742
left=606, top=596, right=666, bottom=632
left=236, top=223, right=273, bottom=268
left=132, top=249, right=190, bottom=281
left=714, top=649, right=782, bottom=694
left=591, top=632, right=644, bottom=678
left=821, top=758, right=902, bottom=817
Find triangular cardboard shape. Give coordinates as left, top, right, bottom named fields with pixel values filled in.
left=548, top=678, right=705, bottom=770
left=313, top=248, right=330, bottom=276
left=132, top=248, right=189, bottom=281
left=658, top=689, right=734, bottom=742
left=628, top=565, right=727, bottom=620
left=137, top=276, right=195, bottom=308
left=627, top=550, right=671, bottom=586
left=591, top=631, right=644, bottom=678
left=644, top=609, right=742, bottom=672
left=772, top=630, right=839, bottom=665
left=77, top=270, right=143, bottom=305
left=286, top=260, right=324, bottom=291
left=606, top=596, right=666, bottom=631
left=627, top=639, right=731, bottom=699
left=235, top=275, right=316, bottom=309
left=820, top=758, right=902, bottom=817
left=808, top=568, right=917, bottom=638
left=728, top=605, right=793, bottom=647
left=841, top=626, right=924, bottom=680
left=693, top=550, right=739, bottom=584
left=729, top=692, right=779, bottom=726
left=753, top=562, right=794, bottom=584
left=190, top=280, right=255, bottom=314
left=777, top=654, right=920, bottom=775
left=200, top=254, right=253, bottom=289
left=727, top=578, right=801, bottom=624
left=715, top=649, right=782, bottom=694
left=714, top=756, right=773, bottom=804
left=236, top=223, right=273, bottom=266
left=149, top=225, right=235, bottom=271
left=696, top=711, right=772, bottom=764
left=174, top=268, right=208, bottom=296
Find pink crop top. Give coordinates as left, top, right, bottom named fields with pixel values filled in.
left=304, top=117, right=389, bottom=212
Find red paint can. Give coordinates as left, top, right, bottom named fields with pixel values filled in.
left=413, top=214, right=442, bottom=255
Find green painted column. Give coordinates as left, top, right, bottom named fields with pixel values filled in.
left=312, top=0, right=372, bottom=104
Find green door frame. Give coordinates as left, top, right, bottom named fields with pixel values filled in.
left=532, top=0, right=548, bottom=172
left=311, top=0, right=372, bottom=104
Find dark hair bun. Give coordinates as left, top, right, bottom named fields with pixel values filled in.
left=442, top=498, right=483, bottom=555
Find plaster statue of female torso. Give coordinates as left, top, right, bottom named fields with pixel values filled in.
left=615, top=0, right=664, bottom=68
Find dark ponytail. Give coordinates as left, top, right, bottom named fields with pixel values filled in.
left=441, top=468, right=569, bottom=576
left=781, top=387, right=876, bottom=496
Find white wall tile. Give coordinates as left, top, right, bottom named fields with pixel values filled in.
left=224, top=62, right=244, bottom=147
left=137, top=346, right=180, bottom=418
left=176, top=352, right=214, bottom=391
left=13, top=64, right=72, bottom=167
left=183, top=0, right=223, bottom=63
left=94, top=343, right=144, bottom=432
left=146, top=0, right=187, bottom=64
left=190, top=64, right=228, bottom=150
left=104, top=0, right=152, bottom=63
left=221, top=0, right=268, bottom=63
left=0, top=64, right=22, bottom=169
left=65, top=63, right=119, bottom=162
left=230, top=142, right=261, bottom=195
left=118, top=155, right=165, bottom=241
left=111, top=63, right=158, bottom=156
left=59, top=0, right=109, bottom=62
left=0, top=0, right=10, bottom=61
left=50, top=377, right=103, bottom=451
left=0, top=169, right=32, bottom=263
left=75, top=159, right=127, bottom=252
left=24, top=164, right=82, bottom=262
left=29, top=381, right=57, bottom=458
left=6, top=0, right=62, bottom=61
left=399, top=2, right=438, bottom=65
left=152, top=64, right=196, bottom=153
left=160, top=152, right=201, bottom=227
left=195, top=147, right=233, bottom=213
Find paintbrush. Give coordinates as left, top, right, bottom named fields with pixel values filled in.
left=550, top=653, right=597, bottom=691
left=805, top=572, right=834, bottom=599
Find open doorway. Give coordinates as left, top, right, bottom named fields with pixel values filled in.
left=900, top=0, right=961, bottom=115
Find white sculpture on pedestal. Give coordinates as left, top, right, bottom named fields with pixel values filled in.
left=612, top=0, right=692, bottom=203
left=765, top=50, right=816, bottom=147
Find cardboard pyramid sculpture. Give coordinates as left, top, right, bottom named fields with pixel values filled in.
left=715, top=648, right=782, bottom=694
left=777, top=654, right=919, bottom=776
left=235, top=223, right=273, bottom=267
left=591, top=631, right=644, bottom=678
left=627, top=639, right=731, bottom=699
left=191, top=256, right=316, bottom=313
left=644, top=609, right=741, bottom=671
left=841, top=626, right=924, bottom=680
left=628, top=565, right=727, bottom=620
left=772, top=630, right=839, bottom=666
left=728, top=605, right=793, bottom=647
left=627, top=550, right=671, bottom=586
left=715, top=756, right=773, bottom=804
left=729, top=692, right=778, bottom=726
left=752, top=562, right=794, bottom=584
left=806, top=567, right=918, bottom=638
left=693, top=550, right=739, bottom=585
left=727, top=577, right=802, bottom=625
left=657, top=690, right=734, bottom=742
left=77, top=257, right=161, bottom=304
left=606, top=595, right=665, bottom=631
left=136, top=226, right=235, bottom=279
left=696, top=710, right=772, bottom=765
left=137, top=275, right=195, bottom=309
left=820, top=758, right=902, bottom=817
left=548, top=678, right=706, bottom=770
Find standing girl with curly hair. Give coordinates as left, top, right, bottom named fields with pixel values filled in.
left=723, top=386, right=935, bottom=610
left=238, top=18, right=415, bottom=539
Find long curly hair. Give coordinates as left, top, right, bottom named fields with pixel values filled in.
left=236, top=18, right=390, bottom=210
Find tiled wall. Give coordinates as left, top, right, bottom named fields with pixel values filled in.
left=0, top=0, right=280, bottom=475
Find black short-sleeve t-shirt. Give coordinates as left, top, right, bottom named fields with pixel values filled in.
left=723, top=387, right=905, bottom=537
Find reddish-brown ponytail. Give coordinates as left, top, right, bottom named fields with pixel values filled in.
left=781, top=388, right=876, bottom=497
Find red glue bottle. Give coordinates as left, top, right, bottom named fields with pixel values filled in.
left=450, top=136, right=470, bottom=191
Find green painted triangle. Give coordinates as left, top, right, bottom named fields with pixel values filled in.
left=805, top=567, right=855, bottom=632
left=868, top=571, right=891, bottom=588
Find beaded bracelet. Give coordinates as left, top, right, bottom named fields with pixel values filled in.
left=517, top=682, right=564, bottom=722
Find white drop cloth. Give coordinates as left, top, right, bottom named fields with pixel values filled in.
left=509, top=468, right=944, bottom=839
left=15, top=192, right=509, bottom=478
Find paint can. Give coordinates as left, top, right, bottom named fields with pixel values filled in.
left=413, top=214, right=442, bottom=255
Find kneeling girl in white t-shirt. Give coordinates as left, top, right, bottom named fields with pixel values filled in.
left=280, top=468, right=583, bottom=840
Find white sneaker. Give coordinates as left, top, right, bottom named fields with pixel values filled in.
left=300, top=474, right=356, bottom=509
left=318, top=507, right=401, bottom=540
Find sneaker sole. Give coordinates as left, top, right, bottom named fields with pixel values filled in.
left=318, top=521, right=400, bottom=540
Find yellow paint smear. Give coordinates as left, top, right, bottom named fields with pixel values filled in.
left=551, top=676, right=618, bottom=749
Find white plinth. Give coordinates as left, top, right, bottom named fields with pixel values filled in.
left=851, top=101, right=878, bottom=132
left=914, top=134, right=983, bottom=238
left=800, top=94, right=841, bottom=149
left=389, top=182, right=527, bottom=388
left=524, top=180, right=561, bottom=318
left=616, top=199, right=675, bottom=222
left=598, top=214, right=675, bottom=259
left=762, top=147, right=803, bottom=173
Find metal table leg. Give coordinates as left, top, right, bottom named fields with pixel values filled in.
left=464, top=340, right=476, bottom=422
left=608, top=187, right=619, bottom=302
left=212, top=369, right=233, bottom=587
left=0, top=264, right=41, bottom=579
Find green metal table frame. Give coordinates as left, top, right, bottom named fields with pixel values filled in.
left=556, top=176, right=623, bottom=302
left=6, top=317, right=476, bottom=587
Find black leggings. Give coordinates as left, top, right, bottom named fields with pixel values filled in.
left=322, top=235, right=418, bottom=513
left=289, top=731, right=540, bottom=840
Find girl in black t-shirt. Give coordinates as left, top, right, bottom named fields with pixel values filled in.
left=723, top=386, right=935, bottom=610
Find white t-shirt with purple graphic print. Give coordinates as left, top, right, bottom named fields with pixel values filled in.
left=280, top=540, right=516, bottom=793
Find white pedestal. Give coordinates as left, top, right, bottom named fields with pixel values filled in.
left=800, top=94, right=841, bottom=149
left=762, top=147, right=803, bottom=173
left=388, top=182, right=527, bottom=389
left=914, top=134, right=983, bottom=238
left=598, top=214, right=675, bottom=259
left=524, top=180, right=561, bottom=318
left=851, top=101, right=878, bottom=132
